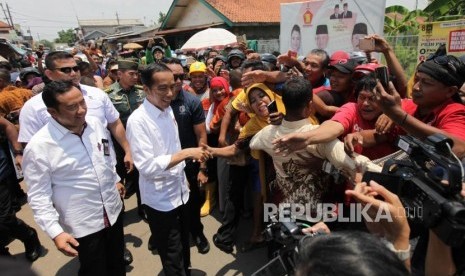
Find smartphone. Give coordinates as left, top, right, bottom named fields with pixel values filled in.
left=375, top=66, right=389, bottom=89
left=267, top=100, right=278, bottom=114
left=359, top=38, right=375, bottom=51
left=361, top=171, right=403, bottom=195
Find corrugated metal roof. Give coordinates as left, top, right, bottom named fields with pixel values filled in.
left=78, top=19, right=144, bottom=26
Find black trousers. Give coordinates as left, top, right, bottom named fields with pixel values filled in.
left=75, top=212, right=125, bottom=276
left=0, top=174, right=34, bottom=249
left=145, top=203, right=190, bottom=276
left=184, top=162, right=204, bottom=239
left=112, top=136, right=141, bottom=207
left=215, top=164, right=249, bottom=245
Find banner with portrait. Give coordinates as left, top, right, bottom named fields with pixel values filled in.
left=417, top=19, right=465, bottom=62
left=280, top=0, right=386, bottom=56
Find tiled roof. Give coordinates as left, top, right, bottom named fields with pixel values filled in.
left=205, top=0, right=302, bottom=23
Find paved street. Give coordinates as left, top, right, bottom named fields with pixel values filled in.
left=8, top=183, right=268, bottom=275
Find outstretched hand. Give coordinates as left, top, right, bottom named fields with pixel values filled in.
left=343, top=132, right=364, bottom=157
left=375, top=114, right=394, bottom=134
left=272, top=132, right=309, bottom=156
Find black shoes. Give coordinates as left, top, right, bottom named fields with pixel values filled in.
left=212, top=234, right=233, bottom=254
left=124, top=247, right=133, bottom=266
left=194, top=234, right=210, bottom=254
left=24, top=228, right=42, bottom=262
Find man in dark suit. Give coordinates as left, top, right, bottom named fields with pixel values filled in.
left=342, top=3, right=353, bottom=18
left=330, top=4, right=341, bottom=19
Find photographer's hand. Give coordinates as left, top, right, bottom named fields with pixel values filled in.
left=302, top=222, right=330, bottom=235
left=346, top=181, right=410, bottom=251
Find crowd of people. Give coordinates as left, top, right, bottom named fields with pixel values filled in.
left=0, top=33, right=464, bottom=276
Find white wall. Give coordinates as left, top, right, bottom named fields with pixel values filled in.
left=176, top=1, right=223, bottom=28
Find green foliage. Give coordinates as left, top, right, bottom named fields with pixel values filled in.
left=424, top=0, right=465, bottom=21
left=384, top=36, right=419, bottom=79
left=54, top=29, right=76, bottom=45
left=384, top=6, right=428, bottom=36
left=38, top=39, right=54, bottom=50
left=157, top=12, right=167, bottom=24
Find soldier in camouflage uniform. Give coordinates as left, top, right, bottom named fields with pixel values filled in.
left=108, top=60, right=145, bottom=219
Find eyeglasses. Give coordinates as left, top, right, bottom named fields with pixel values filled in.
left=173, top=74, right=185, bottom=81
left=110, top=69, right=118, bottom=74
left=55, top=66, right=79, bottom=74
left=426, top=55, right=459, bottom=74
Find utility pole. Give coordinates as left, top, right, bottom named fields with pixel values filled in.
left=6, top=3, right=13, bottom=27
left=116, top=11, right=120, bottom=25
left=0, top=3, right=11, bottom=27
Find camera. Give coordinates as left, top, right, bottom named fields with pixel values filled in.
left=252, top=216, right=325, bottom=276
left=362, top=133, right=465, bottom=246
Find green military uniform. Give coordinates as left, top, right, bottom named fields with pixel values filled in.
left=108, top=60, right=145, bottom=213
left=108, top=82, right=145, bottom=126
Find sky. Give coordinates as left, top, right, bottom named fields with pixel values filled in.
left=8, top=0, right=429, bottom=41
left=9, top=0, right=173, bottom=41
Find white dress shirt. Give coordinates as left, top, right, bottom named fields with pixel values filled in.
left=126, top=99, right=189, bottom=212
left=18, top=84, right=120, bottom=143
left=23, top=116, right=123, bottom=239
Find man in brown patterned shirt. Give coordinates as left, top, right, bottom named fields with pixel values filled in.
left=0, top=69, right=32, bottom=123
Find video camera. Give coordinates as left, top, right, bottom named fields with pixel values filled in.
left=362, top=133, right=465, bottom=246
left=252, top=215, right=325, bottom=276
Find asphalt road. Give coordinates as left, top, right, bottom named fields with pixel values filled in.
left=8, top=183, right=268, bottom=276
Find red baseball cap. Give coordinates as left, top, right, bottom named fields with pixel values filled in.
left=352, top=63, right=381, bottom=80
left=329, top=50, right=350, bottom=66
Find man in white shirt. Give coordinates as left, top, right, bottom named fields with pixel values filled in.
left=126, top=63, right=210, bottom=276
left=19, top=51, right=134, bottom=264
left=23, top=81, right=126, bottom=276
left=18, top=51, right=133, bottom=173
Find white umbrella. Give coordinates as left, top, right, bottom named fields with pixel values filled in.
left=181, top=28, right=237, bottom=51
